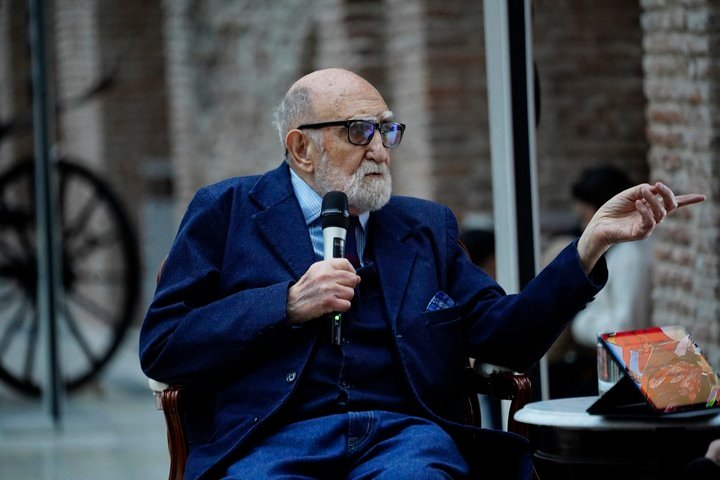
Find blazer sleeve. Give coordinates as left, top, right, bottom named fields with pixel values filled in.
left=138, top=187, right=296, bottom=388
left=442, top=206, right=608, bottom=373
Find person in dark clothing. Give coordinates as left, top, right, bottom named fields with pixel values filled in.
left=546, top=165, right=655, bottom=399
left=139, top=68, right=705, bottom=480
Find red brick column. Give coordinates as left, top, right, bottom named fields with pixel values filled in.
left=641, top=0, right=720, bottom=362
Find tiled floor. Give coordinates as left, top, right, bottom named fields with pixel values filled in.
left=0, top=328, right=170, bottom=480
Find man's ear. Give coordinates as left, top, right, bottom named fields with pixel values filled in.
left=285, top=130, right=314, bottom=174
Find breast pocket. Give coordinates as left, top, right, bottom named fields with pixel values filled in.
left=421, top=304, right=461, bottom=327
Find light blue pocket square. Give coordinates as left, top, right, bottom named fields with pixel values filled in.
left=426, top=291, right=456, bottom=311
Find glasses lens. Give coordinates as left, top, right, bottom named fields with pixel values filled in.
left=348, top=121, right=375, bottom=146
left=380, top=122, right=404, bottom=148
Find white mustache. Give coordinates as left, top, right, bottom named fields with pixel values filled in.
left=356, top=161, right=389, bottom=177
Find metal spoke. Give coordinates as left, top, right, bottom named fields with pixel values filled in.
left=0, top=235, right=27, bottom=265
left=1, top=187, right=37, bottom=260
left=66, top=229, right=120, bottom=261
left=72, top=269, right=126, bottom=285
left=0, top=295, right=29, bottom=357
left=64, top=186, right=100, bottom=241
left=62, top=304, right=100, bottom=367
left=67, top=289, right=118, bottom=328
left=22, top=306, right=39, bottom=383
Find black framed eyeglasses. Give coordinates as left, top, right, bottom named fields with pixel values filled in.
left=297, top=119, right=406, bottom=149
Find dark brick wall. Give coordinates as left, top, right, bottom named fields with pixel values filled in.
left=97, top=0, right=170, bottom=224
left=0, top=0, right=33, bottom=168
left=641, top=0, right=720, bottom=362
left=423, top=0, right=491, bottom=222
left=1, top=0, right=717, bottom=357
left=534, top=0, right=649, bottom=225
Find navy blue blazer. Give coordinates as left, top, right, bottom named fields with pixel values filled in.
left=140, top=162, right=605, bottom=479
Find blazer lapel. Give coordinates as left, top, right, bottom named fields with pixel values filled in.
left=250, top=163, right=316, bottom=280
left=249, top=164, right=419, bottom=322
left=370, top=207, right=417, bottom=327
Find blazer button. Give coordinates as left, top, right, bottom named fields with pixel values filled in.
left=286, top=371, right=297, bottom=383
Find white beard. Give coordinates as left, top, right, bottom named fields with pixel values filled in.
left=314, top=155, right=392, bottom=212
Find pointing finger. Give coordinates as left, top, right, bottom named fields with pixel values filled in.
left=676, top=193, right=706, bottom=208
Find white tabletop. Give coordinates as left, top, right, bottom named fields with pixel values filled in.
left=514, top=396, right=720, bottom=431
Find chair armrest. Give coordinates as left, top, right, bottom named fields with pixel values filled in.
left=148, top=378, right=169, bottom=410
left=464, top=367, right=532, bottom=438
left=148, top=378, right=187, bottom=480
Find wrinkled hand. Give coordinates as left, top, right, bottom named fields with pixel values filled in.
left=286, top=259, right=360, bottom=324
left=577, top=182, right=705, bottom=273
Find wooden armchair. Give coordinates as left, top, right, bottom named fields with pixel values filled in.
left=150, top=257, right=533, bottom=479
left=464, top=366, right=532, bottom=438
left=149, top=379, right=188, bottom=480
left=149, top=369, right=532, bottom=480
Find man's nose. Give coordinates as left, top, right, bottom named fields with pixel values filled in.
left=366, top=131, right=389, bottom=163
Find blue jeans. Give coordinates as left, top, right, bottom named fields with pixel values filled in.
left=223, top=411, right=469, bottom=479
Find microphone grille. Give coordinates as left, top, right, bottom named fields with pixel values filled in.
left=321, top=191, right=349, bottom=229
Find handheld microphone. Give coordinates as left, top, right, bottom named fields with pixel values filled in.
left=321, top=191, right=349, bottom=345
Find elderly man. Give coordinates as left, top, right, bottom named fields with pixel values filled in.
left=139, top=68, right=704, bottom=479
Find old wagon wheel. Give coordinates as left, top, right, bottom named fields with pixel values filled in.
left=0, top=157, right=140, bottom=396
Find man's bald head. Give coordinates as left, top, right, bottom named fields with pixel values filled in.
left=273, top=69, right=387, bottom=155
left=290, top=68, right=382, bottom=115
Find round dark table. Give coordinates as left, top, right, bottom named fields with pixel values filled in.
left=514, top=396, right=720, bottom=479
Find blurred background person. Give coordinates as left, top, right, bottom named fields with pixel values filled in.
left=545, top=165, right=655, bottom=398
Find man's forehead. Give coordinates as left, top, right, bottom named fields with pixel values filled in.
left=348, top=110, right=395, bottom=121
left=324, top=92, right=391, bottom=120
